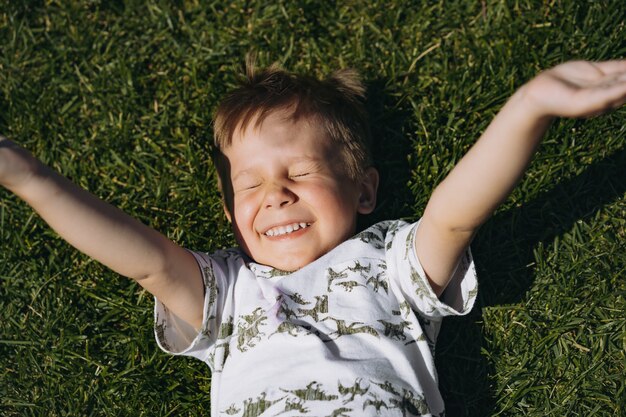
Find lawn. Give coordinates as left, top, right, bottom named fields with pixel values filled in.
left=1, top=1, right=625, bottom=416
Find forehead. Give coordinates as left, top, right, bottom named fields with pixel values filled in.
left=229, top=110, right=334, bottom=153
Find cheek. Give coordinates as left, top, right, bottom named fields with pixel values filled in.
left=305, top=183, right=358, bottom=217
left=319, top=180, right=357, bottom=205
left=232, top=195, right=260, bottom=231
left=230, top=197, right=259, bottom=253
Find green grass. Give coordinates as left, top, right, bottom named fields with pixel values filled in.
left=1, top=1, right=624, bottom=415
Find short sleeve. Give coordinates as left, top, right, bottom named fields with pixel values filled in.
left=153, top=250, right=226, bottom=362
left=386, top=220, right=478, bottom=320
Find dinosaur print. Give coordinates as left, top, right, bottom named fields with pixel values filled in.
left=199, top=314, right=217, bottom=340
left=258, top=267, right=293, bottom=279
left=335, top=280, right=365, bottom=292
left=154, top=318, right=170, bottom=351
left=326, top=267, right=349, bottom=292
left=278, top=302, right=300, bottom=321
left=297, top=295, right=328, bottom=321
left=281, top=381, right=339, bottom=401
left=416, top=314, right=435, bottom=344
left=386, top=221, right=401, bottom=250
left=209, top=318, right=233, bottom=371
left=363, top=396, right=389, bottom=413
left=218, top=317, right=235, bottom=338
left=251, top=264, right=293, bottom=279
left=223, top=404, right=240, bottom=415
left=338, top=378, right=369, bottom=403
left=370, top=380, right=400, bottom=396
left=377, top=319, right=412, bottom=341
left=409, top=268, right=433, bottom=300
left=415, top=314, right=435, bottom=351
left=399, top=301, right=412, bottom=318
left=322, top=317, right=379, bottom=340
left=366, top=271, right=389, bottom=294
left=269, top=321, right=312, bottom=338
left=286, top=292, right=311, bottom=305
left=237, top=307, right=267, bottom=352
left=389, top=389, right=430, bottom=417
left=403, top=331, right=426, bottom=347
left=277, top=398, right=309, bottom=414
left=212, top=340, right=230, bottom=372
left=241, top=392, right=284, bottom=417
left=327, top=261, right=372, bottom=292
left=328, top=407, right=352, bottom=417
left=465, top=287, right=478, bottom=311
left=353, top=230, right=385, bottom=249
left=346, top=260, right=372, bottom=276
left=202, top=264, right=219, bottom=305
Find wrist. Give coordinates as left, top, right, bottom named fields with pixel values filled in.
left=510, top=82, right=556, bottom=122
left=0, top=138, right=40, bottom=192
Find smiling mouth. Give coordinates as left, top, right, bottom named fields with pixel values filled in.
left=264, top=222, right=311, bottom=237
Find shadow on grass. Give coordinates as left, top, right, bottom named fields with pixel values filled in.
left=361, top=77, right=416, bottom=229
left=436, top=147, right=626, bottom=416
left=366, top=80, right=626, bottom=416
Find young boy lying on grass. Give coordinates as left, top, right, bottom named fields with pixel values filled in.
left=1, top=59, right=625, bottom=416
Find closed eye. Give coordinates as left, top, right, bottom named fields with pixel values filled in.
left=234, top=181, right=261, bottom=192
left=245, top=183, right=261, bottom=189
left=290, top=172, right=310, bottom=178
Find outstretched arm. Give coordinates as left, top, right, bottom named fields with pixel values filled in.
left=0, top=138, right=204, bottom=329
left=415, top=60, right=626, bottom=295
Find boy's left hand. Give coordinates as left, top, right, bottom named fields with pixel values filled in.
left=416, top=59, right=625, bottom=296
left=523, top=60, right=626, bottom=118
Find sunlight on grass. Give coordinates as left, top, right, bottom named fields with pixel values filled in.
left=1, top=1, right=624, bottom=416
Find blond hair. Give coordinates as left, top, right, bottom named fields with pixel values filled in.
left=212, top=61, right=373, bottom=183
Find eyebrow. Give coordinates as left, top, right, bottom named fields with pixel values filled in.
left=231, top=169, right=257, bottom=183
left=288, top=156, right=325, bottom=166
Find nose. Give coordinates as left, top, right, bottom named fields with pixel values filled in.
left=263, top=183, right=297, bottom=209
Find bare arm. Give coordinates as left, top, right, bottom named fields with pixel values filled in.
left=415, top=60, right=626, bottom=295
left=0, top=138, right=205, bottom=329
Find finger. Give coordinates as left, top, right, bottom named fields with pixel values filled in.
left=569, top=81, right=626, bottom=117
left=590, top=60, right=626, bottom=75
left=590, top=71, right=626, bottom=88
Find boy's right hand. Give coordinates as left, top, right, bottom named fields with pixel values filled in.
left=0, top=136, right=38, bottom=191
left=1, top=136, right=205, bottom=330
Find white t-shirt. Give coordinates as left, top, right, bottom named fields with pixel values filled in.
left=154, top=220, right=477, bottom=416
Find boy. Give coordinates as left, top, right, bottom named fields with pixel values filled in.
left=1, top=59, right=625, bottom=416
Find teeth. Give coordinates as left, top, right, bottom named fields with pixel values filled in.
left=265, top=222, right=310, bottom=237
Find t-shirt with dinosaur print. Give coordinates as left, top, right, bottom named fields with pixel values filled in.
left=154, top=220, right=478, bottom=416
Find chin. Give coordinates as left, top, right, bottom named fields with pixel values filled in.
left=263, top=252, right=322, bottom=272
left=271, top=259, right=309, bottom=272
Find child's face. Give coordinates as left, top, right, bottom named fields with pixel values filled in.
left=221, top=111, right=378, bottom=271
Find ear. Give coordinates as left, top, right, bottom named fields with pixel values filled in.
left=357, top=167, right=379, bottom=214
